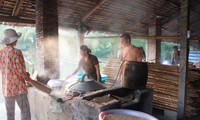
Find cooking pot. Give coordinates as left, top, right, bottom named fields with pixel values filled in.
left=66, top=74, right=106, bottom=94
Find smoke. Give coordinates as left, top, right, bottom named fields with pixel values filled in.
left=35, top=29, right=81, bottom=79
left=36, top=35, right=60, bottom=80
left=59, top=29, right=80, bottom=78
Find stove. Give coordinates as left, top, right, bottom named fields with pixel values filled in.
left=82, top=87, right=153, bottom=114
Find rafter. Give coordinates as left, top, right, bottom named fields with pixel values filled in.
left=12, top=0, right=24, bottom=16
left=157, top=0, right=177, bottom=12
left=141, top=0, right=179, bottom=27
left=81, top=0, right=107, bottom=22
left=0, top=16, right=35, bottom=24
left=162, top=12, right=179, bottom=25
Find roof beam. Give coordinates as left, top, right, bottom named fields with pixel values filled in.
left=59, top=23, right=78, bottom=30
left=161, top=0, right=180, bottom=25
left=157, top=0, right=177, bottom=12
left=0, top=16, right=35, bottom=24
left=142, top=0, right=178, bottom=25
left=84, top=35, right=200, bottom=40
left=81, top=0, right=107, bottom=22
left=12, top=0, right=24, bottom=16
left=162, top=12, right=179, bottom=25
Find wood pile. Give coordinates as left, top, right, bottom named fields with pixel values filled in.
left=147, top=63, right=200, bottom=116
left=102, top=58, right=200, bottom=116
left=102, top=58, right=121, bottom=86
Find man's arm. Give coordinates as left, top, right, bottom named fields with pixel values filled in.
left=171, top=52, right=175, bottom=64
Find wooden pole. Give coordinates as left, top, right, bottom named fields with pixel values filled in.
left=155, top=17, right=162, bottom=63
left=78, top=27, right=84, bottom=45
left=177, top=0, right=190, bottom=119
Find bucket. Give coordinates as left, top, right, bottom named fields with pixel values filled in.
left=121, top=61, right=148, bottom=90
left=101, top=74, right=107, bottom=83
left=99, top=109, right=158, bottom=120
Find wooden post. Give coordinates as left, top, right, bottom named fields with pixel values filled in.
left=177, top=0, right=190, bottom=119
left=155, top=17, right=162, bottom=63
left=147, top=26, right=156, bottom=62
left=78, top=27, right=85, bottom=45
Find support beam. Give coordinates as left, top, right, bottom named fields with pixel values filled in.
left=0, top=16, right=35, bottom=24
left=177, top=0, right=190, bottom=119
left=81, top=0, right=107, bottom=21
left=12, top=0, right=24, bottom=16
left=84, top=36, right=200, bottom=40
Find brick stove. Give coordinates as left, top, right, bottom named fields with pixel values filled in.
left=28, top=61, right=153, bottom=120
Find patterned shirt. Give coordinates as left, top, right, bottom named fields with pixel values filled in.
left=0, top=46, right=28, bottom=97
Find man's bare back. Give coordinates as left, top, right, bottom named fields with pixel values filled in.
left=121, top=45, right=143, bottom=62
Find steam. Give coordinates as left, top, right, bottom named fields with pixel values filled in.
left=36, top=36, right=60, bottom=79
left=35, top=29, right=81, bottom=79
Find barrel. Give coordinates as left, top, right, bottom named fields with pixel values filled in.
left=121, top=61, right=148, bottom=90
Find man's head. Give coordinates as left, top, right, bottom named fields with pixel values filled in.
left=120, top=33, right=131, bottom=46
left=173, top=45, right=178, bottom=51
left=1, top=28, right=21, bottom=46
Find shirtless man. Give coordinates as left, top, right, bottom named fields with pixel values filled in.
left=119, top=33, right=146, bottom=89
left=119, top=33, right=143, bottom=62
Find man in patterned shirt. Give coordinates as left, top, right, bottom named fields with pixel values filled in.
left=0, top=28, right=31, bottom=120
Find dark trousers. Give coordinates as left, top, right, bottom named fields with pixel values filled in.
left=5, top=94, right=31, bottom=120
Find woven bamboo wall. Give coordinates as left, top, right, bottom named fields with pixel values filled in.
left=148, top=63, right=200, bottom=116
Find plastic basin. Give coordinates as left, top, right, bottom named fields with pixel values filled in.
left=101, top=74, right=107, bottom=83
left=76, top=73, right=107, bottom=83
left=99, top=109, right=158, bottom=120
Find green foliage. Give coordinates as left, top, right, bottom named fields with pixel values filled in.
left=131, top=39, right=146, bottom=51
left=85, top=39, right=119, bottom=58
left=85, top=37, right=146, bottom=59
